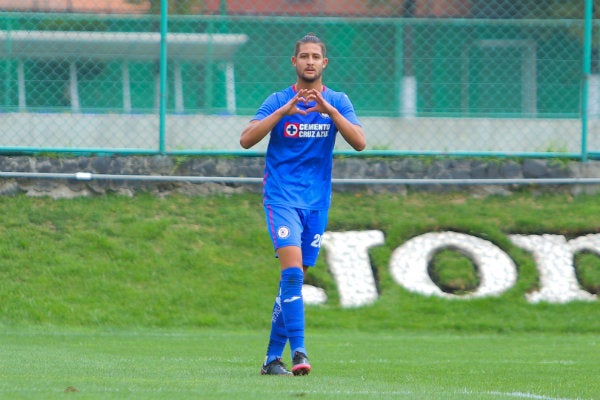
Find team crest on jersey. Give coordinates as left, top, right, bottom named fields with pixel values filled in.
left=284, top=123, right=300, bottom=138
left=277, top=226, right=290, bottom=239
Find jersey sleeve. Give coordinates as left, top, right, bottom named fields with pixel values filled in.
left=252, top=92, right=283, bottom=121
left=333, top=92, right=362, bottom=127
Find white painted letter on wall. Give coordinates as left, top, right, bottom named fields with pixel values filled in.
left=321, top=230, right=385, bottom=308
left=389, top=232, right=518, bottom=299
left=509, top=234, right=597, bottom=303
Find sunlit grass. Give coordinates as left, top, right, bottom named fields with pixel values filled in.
left=0, top=326, right=598, bottom=400
left=0, top=191, right=598, bottom=332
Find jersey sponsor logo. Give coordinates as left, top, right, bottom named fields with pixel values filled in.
left=284, top=122, right=331, bottom=139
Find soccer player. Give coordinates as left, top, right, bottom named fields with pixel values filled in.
left=240, top=33, right=366, bottom=376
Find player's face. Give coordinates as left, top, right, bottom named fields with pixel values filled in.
left=292, top=43, right=328, bottom=83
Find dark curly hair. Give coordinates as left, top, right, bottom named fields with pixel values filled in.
left=294, top=32, right=326, bottom=57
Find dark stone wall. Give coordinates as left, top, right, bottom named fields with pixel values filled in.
left=1, top=156, right=599, bottom=198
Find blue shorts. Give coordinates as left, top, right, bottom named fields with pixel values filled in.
left=264, top=204, right=329, bottom=267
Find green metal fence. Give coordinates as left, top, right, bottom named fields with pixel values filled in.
left=0, top=0, right=598, bottom=159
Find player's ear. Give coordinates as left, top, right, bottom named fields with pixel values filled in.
left=291, top=56, right=297, bottom=66
left=323, top=57, right=329, bottom=68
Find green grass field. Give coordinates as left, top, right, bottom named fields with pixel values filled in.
left=2, top=327, right=598, bottom=399
left=1, top=191, right=599, bottom=399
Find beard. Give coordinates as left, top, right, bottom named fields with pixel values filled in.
left=298, top=69, right=323, bottom=83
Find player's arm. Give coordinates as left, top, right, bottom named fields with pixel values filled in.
left=328, top=108, right=366, bottom=151
left=240, top=110, right=285, bottom=149
left=240, top=90, right=311, bottom=149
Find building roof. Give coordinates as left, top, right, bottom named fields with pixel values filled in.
left=0, top=0, right=148, bottom=14
left=0, top=0, right=471, bottom=17
left=0, top=30, right=248, bottom=61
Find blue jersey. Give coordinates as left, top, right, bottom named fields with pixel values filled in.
left=253, top=85, right=361, bottom=210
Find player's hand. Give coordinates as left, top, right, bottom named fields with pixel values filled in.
left=281, top=89, right=313, bottom=116
left=304, top=88, right=333, bottom=115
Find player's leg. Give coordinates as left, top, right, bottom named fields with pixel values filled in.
left=276, top=245, right=306, bottom=365
left=277, top=246, right=308, bottom=375
left=268, top=205, right=308, bottom=373
left=260, top=206, right=303, bottom=376
left=260, top=283, right=291, bottom=376
left=285, top=209, right=328, bottom=375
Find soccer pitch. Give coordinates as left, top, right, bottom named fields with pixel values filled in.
left=1, top=327, right=597, bottom=400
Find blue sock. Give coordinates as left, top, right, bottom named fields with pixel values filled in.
left=265, top=285, right=287, bottom=365
left=280, top=268, right=306, bottom=357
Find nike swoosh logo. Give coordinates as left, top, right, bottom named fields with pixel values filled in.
left=283, top=296, right=302, bottom=303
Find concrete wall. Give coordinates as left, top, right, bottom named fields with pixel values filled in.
left=2, top=113, right=599, bottom=154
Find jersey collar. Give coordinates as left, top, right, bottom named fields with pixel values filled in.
left=292, top=84, right=326, bottom=92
